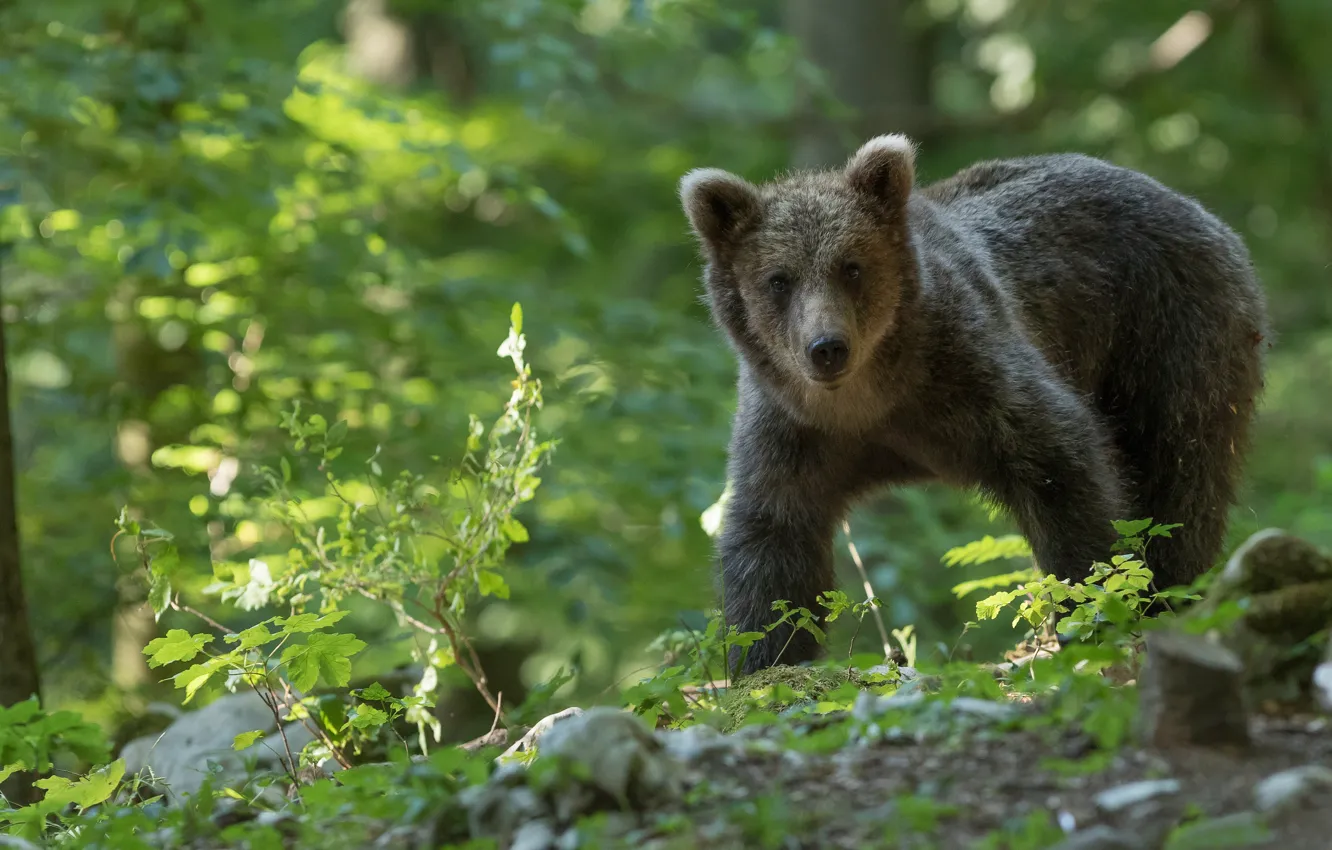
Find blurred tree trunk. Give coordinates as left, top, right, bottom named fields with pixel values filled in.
left=342, top=0, right=481, bottom=103
left=783, top=0, right=934, bottom=168
left=108, top=292, right=205, bottom=694
left=0, top=254, right=41, bottom=804
left=0, top=263, right=39, bottom=711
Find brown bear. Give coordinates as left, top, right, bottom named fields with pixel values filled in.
left=679, top=135, right=1270, bottom=675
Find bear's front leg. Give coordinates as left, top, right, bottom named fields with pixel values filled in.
left=976, top=379, right=1129, bottom=588
left=718, top=492, right=839, bottom=676
left=714, top=397, right=857, bottom=677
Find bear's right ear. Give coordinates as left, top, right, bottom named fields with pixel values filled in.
left=844, top=134, right=916, bottom=209
left=679, top=168, right=761, bottom=253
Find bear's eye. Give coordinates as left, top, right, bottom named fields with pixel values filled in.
left=768, top=272, right=791, bottom=295
left=842, top=261, right=862, bottom=282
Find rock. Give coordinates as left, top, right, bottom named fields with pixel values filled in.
left=1094, top=779, right=1181, bottom=813
left=510, top=820, right=559, bottom=850
left=1220, top=528, right=1332, bottom=597
left=851, top=689, right=925, bottom=722
left=1136, top=630, right=1249, bottom=749
left=1049, top=825, right=1144, bottom=850
left=536, top=707, right=683, bottom=812
left=116, top=690, right=322, bottom=804
left=1252, top=764, right=1332, bottom=814
left=1201, top=530, right=1332, bottom=709
left=1317, top=639, right=1332, bottom=713
left=1095, top=779, right=1186, bottom=850
left=461, top=781, right=547, bottom=839
left=500, top=707, right=584, bottom=763
left=950, top=696, right=1017, bottom=721
left=656, top=724, right=738, bottom=763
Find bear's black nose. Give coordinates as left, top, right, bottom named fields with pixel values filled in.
left=807, top=336, right=850, bottom=379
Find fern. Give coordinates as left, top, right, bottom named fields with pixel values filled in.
left=942, top=534, right=1032, bottom=568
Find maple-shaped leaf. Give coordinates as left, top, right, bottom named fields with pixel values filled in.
left=275, top=610, right=349, bottom=634
left=34, top=759, right=125, bottom=811
left=281, top=633, right=366, bottom=692
left=144, top=630, right=213, bottom=668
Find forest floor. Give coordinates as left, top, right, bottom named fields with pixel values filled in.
left=607, top=703, right=1332, bottom=850
left=442, top=653, right=1332, bottom=850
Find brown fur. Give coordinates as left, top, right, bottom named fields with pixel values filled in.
left=680, top=135, right=1270, bottom=675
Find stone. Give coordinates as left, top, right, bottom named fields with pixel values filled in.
left=537, top=707, right=683, bottom=812
left=1252, top=764, right=1332, bottom=814
left=1094, top=779, right=1181, bottom=813
left=1136, top=630, right=1249, bottom=749
left=1049, top=825, right=1144, bottom=850
left=116, top=690, right=323, bottom=804
left=499, top=707, right=584, bottom=763
left=509, top=820, right=559, bottom=850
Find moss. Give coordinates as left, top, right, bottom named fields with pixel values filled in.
left=719, top=665, right=853, bottom=732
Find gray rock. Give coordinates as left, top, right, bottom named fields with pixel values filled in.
left=656, top=724, right=737, bottom=763
left=851, top=689, right=925, bottom=721
left=1316, top=645, right=1332, bottom=712
left=1049, top=826, right=1144, bottom=850
left=538, top=707, right=683, bottom=811
left=1094, top=779, right=1181, bottom=813
left=116, top=690, right=322, bottom=804
left=950, top=696, right=1018, bottom=721
left=500, top=707, right=585, bottom=763
left=461, top=782, right=547, bottom=839
left=510, top=820, right=558, bottom=850
left=1253, top=764, right=1332, bottom=814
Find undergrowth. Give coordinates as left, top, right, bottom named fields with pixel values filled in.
left=1, top=304, right=1224, bottom=849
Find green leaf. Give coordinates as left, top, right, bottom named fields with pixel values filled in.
left=147, top=573, right=172, bottom=621
left=173, top=656, right=230, bottom=704
left=275, top=610, right=349, bottom=634
left=326, top=419, right=348, bottom=447
left=1164, top=812, right=1273, bottom=849
left=510, top=302, right=523, bottom=335
left=281, top=632, right=367, bottom=692
left=477, top=570, right=510, bottom=599
left=357, top=682, right=392, bottom=701
left=144, top=630, right=214, bottom=668
left=951, top=568, right=1040, bottom=599
left=501, top=516, right=529, bottom=543
left=233, top=730, right=264, bottom=751
left=976, top=589, right=1024, bottom=620
left=1111, top=518, right=1153, bottom=538
left=350, top=707, right=389, bottom=729
left=942, top=535, right=1032, bottom=567
left=227, top=623, right=279, bottom=651
left=1149, top=522, right=1184, bottom=538
left=280, top=456, right=292, bottom=483
left=34, top=759, right=125, bottom=811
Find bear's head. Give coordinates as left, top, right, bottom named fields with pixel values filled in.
left=679, top=135, right=921, bottom=429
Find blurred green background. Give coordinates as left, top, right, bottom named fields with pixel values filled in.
left=3, top=0, right=1330, bottom=743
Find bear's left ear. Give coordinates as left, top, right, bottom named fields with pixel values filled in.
left=844, top=134, right=916, bottom=208
left=679, top=168, right=761, bottom=254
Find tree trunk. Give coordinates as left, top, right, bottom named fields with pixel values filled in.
left=342, top=0, right=479, bottom=103
left=0, top=251, right=42, bottom=804
left=783, top=0, right=933, bottom=168
left=0, top=258, right=40, bottom=711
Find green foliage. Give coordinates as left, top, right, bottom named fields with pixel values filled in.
left=957, top=520, right=1200, bottom=645
left=0, top=697, right=110, bottom=787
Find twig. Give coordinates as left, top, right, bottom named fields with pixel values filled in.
left=842, top=520, right=892, bottom=661
left=680, top=615, right=725, bottom=704
left=169, top=600, right=230, bottom=635
left=487, top=692, right=504, bottom=737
